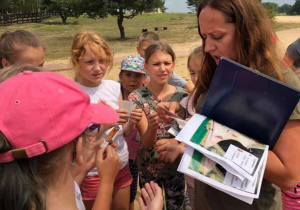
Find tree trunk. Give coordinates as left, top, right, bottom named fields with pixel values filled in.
left=60, top=11, right=67, bottom=23
left=117, top=9, right=125, bottom=39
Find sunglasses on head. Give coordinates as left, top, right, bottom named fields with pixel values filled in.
left=84, top=124, right=101, bottom=136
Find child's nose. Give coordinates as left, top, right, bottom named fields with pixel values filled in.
left=94, top=62, right=102, bottom=70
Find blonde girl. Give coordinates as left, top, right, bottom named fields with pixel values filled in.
left=0, top=30, right=45, bottom=68
left=71, top=31, right=134, bottom=210
left=128, top=41, right=188, bottom=209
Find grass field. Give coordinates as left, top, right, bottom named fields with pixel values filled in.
left=1, top=13, right=300, bottom=62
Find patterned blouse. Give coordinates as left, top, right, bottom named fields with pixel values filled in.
left=128, top=86, right=188, bottom=180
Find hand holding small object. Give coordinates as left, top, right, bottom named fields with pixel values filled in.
left=96, top=145, right=121, bottom=183
left=116, top=109, right=129, bottom=124
left=100, top=125, right=120, bottom=148
left=129, top=108, right=143, bottom=124
left=146, top=111, right=160, bottom=129
left=155, top=102, right=183, bottom=123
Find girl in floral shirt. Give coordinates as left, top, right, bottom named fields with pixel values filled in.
left=128, top=41, right=188, bottom=210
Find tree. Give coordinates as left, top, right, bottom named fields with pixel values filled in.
left=262, top=2, right=278, bottom=20
left=278, top=3, right=292, bottom=14
left=289, top=0, right=300, bottom=15
left=186, top=0, right=202, bottom=12
left=0, top=0, right=42, bottom=14
left=278, top=4, right=292, bottom=14
left=0, top=0, right=13, bottom=14
left=84, top=0, right=165, bottom=39
left=42, top=0, right=83, bottom=23
left=185, top=0, right=266, bottom=13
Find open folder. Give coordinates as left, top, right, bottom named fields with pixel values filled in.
left=201, top=57, right=300, bottom=149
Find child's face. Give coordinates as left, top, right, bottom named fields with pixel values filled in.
left=137, top=41, right=151, bottom=59
left=78, top=46, right=108, bottom=87
left=120, top=71, right=145, bottom=93
left=188, top=58, right=201, bottom=85
left=13, top=46, right=45, bottom=67
left=145, top=51, right=174, bottom=85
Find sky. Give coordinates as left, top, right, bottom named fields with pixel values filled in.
left=165, top=0, right=296, bottom=13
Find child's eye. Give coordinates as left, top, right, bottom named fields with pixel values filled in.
left=85, top=60, right=94, bottom=64
left=136, top=74, right=143, bottom=79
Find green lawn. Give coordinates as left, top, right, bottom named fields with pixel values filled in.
left=1, top=13, right=300, bottom=62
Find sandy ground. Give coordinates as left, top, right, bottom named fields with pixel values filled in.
left=46, top=15, right=300, bottom=84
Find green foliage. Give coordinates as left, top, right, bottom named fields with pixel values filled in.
left=186, top=0, right=202, bottom=12
left=42, top=0, right=84, bottom=23
left=0, top=0, right=42, bottom=13
left=0, top=0, right=13, bottom=14
left=83, top=0, right=166, bottom=39
left=289, top=0, right=300, bottom=15
left=278, top=4, right=292, bottom=14
left=262, top=2, right=278, bottom=20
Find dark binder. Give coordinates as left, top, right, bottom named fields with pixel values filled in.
left=201, top=57, right=300, bottom=149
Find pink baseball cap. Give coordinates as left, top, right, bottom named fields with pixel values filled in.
left=0, top=71, right=119, bottom=163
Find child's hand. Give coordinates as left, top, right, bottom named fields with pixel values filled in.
left=155, top=102, right=180, bottom=123
left=155, top=139, right=182, bottom=163
left=109, top=141, right=118, bottom=150
left=129, top=108, right=143, bottom=124
left=147, top=111, right=160, bottom=129
left=116, top=109, right=129, bottom=124
left=100, top=124, right=114, bottom=135
left=138, top=181, right=163, bottom=210
left=96, top=145, right=121, bottom=183
left=81, top=135, right=104, bottom=172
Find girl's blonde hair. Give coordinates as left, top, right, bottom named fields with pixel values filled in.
left=71, top=31, right=113, bottom=82
left=138, top=31, right=160, bottom=47
left=0, top=30, right=44, bottom=69
left=187, top=46, right=203, bottom=70
left=0, top=65, right=42, bottom=83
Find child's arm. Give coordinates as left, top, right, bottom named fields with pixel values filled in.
left=93, top=145, right=121, bottom=210
left=139, top=111, right=160, bottom=147
left=127, top=92, right=158, bottom=147
left=168, top=72, right=194, bottom=93
left=123, top=108, right=143, bottom=137
left=183, top=82, right=194, bottom=94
